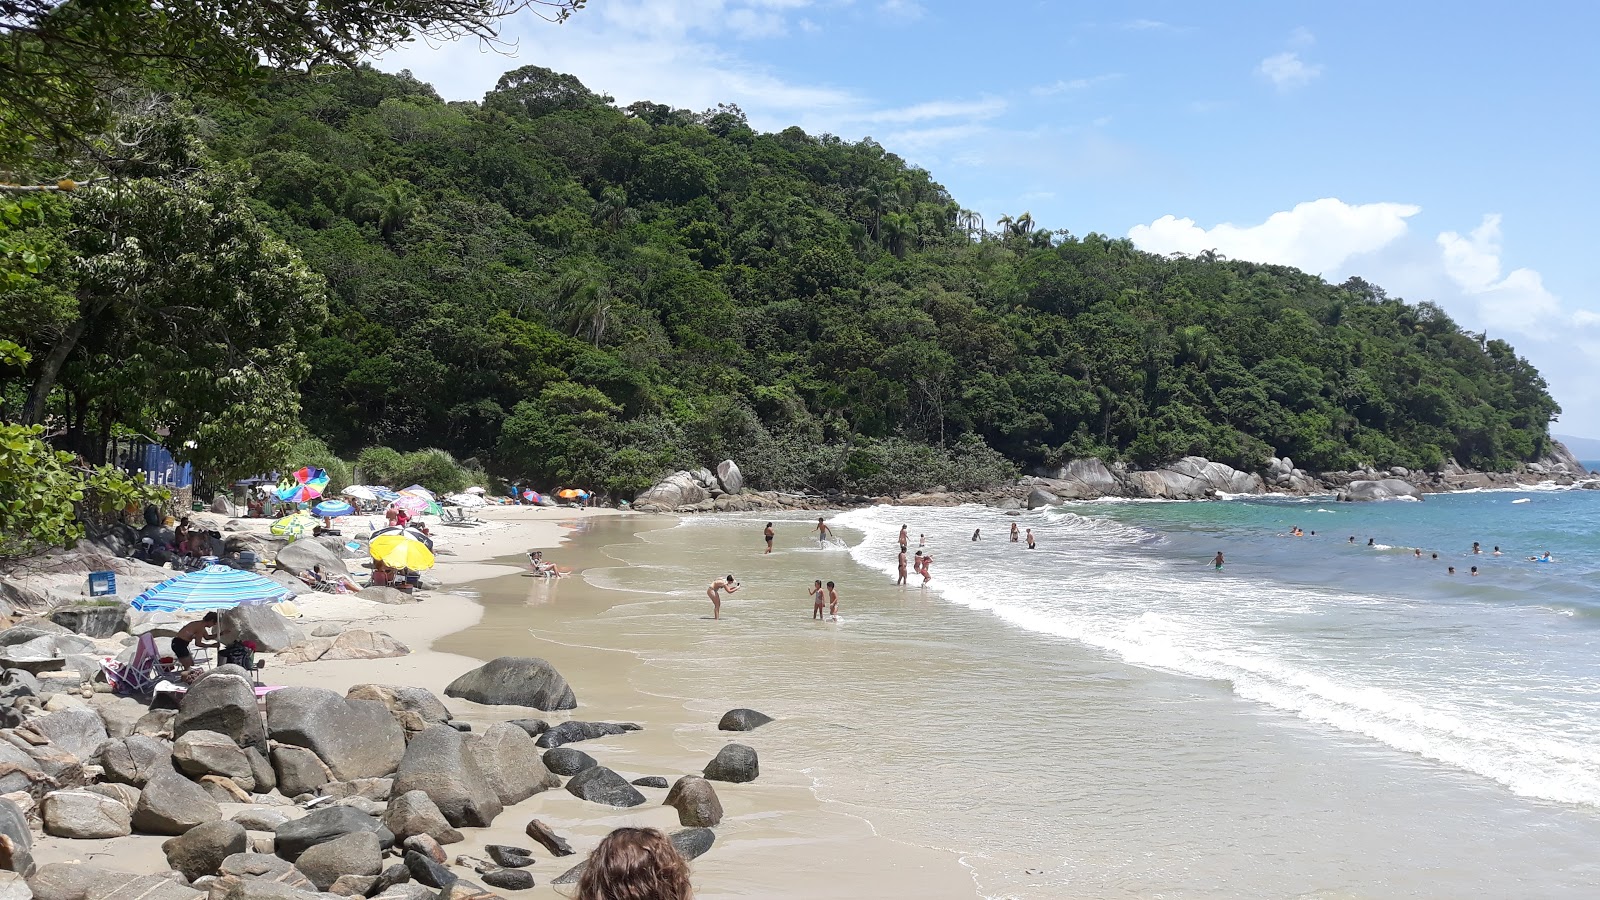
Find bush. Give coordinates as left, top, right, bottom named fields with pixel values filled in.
left=354, top=446, right=474, bottom=494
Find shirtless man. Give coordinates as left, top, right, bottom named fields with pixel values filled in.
left=1010, top=523, right=1019, bottom=543
left=814, top=518, right=832, bottom=546
left=1025, top=529, right=1036, bottom=550
left=1213, top=551, right=1225, bottom=570
left=826, top=581, right=839, bottom=618
left=810, top=580, right=825, bottom=619
left=707, top=575, right=739, bottom=620
left=172, top=613, right=219, bottom=672
left=763, top=523, right=774, bottom=554
left=896, top=548, right=908, bottom=585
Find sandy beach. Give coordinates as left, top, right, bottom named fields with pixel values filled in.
left=27, top=505, right=973, bottom=897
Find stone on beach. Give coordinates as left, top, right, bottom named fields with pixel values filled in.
left=716, top=708, right=773, bottom=732
left=173, top=667, right=266, bottom=750
left=274, top=629, right=409, bottom=665
left=391, top=725, right=503, bottom=828
left=132, top=769, right=224, bottom=835
left=96, top=735, right=173, bottom=787
left=31, top=707, right=107, bottom=761
left=217, top=604, right=304, bottom=653
left=539, top=747, right=594, bottom=776
left=485, top=846, right=534, bottom=869
left=402, top=850, right=457, bottom=889
left=471, top=723, right=558, bottom=805
left=273, top=540, right=348, bottom=577
left=443, top=657, right=575, bottom=711
left=0, top=797, right=33, bottom=877
left=523, top=819, right=573, bottom=857
left=702, top=743, right=759, bottom=783
left=533, top=720, right=639, bottom=749
left=631, top=776, right=668, bottom=789
left=382, top=790, right=463, bottom=845
left=265, top=686, right=406, bottom=781
left=162, top=819, right=247, bottom=880
left=664, top=775, right=723, bottom=827
left=273, top=805, right=391, bottom=862
left=41, top=789, right=132, bottom=839
left=346, top=684, right=453, bottom=735
left=294, top=830, right=382, bottom=891
left=269, top=746, right=330, bottom=798
left=480, top=867, right=534, bottom=891
left=563, top=766, right=645, bottom=808
left=173, top=730, right=257, bottom=790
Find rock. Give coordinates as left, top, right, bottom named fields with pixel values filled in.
left=0, top=797, right=30, bottom=877
left=84, top=782, right=140, bottom=811
left=631, top=776, right=668, bottom=789
left=403, top=834, right=446, bottom=865
left=132, top=769, right=223, bottom=835
left=31, top=865, right=202, bottom=900
left=345, top=685, right=452, bottom=736
left=670, top=827, right=716, bottom=861
left=96, top=735, right=173, bottom=787
left=173, top=730, right=256, bottom=790
left=310, top=623, right=343, bottom=638
left=265, top=687, right=406, bottom=781
left=663, top=775, right=723, bottom=827
left=134, top=709, right=176, bottom=738
left=295, top=831, right=381, bottom=891
left=717, top=708, right=773, bottom=732
left=245, top=747, right=275, bottom=795
left=198, top=775, right=252, bottom=804
left=402, top=851, right=455, bottom=890
left=381, top=790, right=463, bottom=845
left=318, top=777, right=391, bottom=803
left=442, top=658, right=575, bottom=711
left=0, top=670, right=39, bottom=702
left=89, top=695, right=147, bottom=739
left=217, top=851, right=305, bottom=883
left=539, top=748, right=594, bottom=777
left=522, top=820, right=572, bottom=857
left=702, top=744, right=758, bottom=783
left=42, top=790, right=132, bottom=839
left=634, top=471, right=709, bottom=510
left=31, top=708, right=107, bottom=761
left=162, top=819, right=247, bottom=880
left=216, top=606, right=304, bottom=654
left=273, top=806, right=391, bottom=862
left=471, top=724, right=557, bottom=806
left=328, top=874, right=378, bottom=897
left=47, top=605, right=130, bottom=639
left=355, top=587, right=414, bottom=605
left=272, top=541, right=347, bottom=578
left=230, top=808, right=289, bottom=832
left=274, top=630, right=410, bottom=665
left=1043, top=458, right=1121, bottom=499
left=174, top=668, right=266, bottom=751
left=1338, top=478, right=1424, bottom=502
left=390, top=725, right=502, bottom=828
left=1026, top=487, right=1057, bottom=510
left=373, top=886, right=433, bottom=900
left=563, top=767, right=644, bottom=808
left=533, top=721, right=638, bottom=749
left=331, top=796, right=385, bottom=817
left=506, top=720, right=547, bottom=738
left=479, top=869, right=533, bottom=891
left=269, top=746, right=329, bottom=798
left=715, top=460, right=744, bottom=494
left=484, top=846, right=533, bottom=870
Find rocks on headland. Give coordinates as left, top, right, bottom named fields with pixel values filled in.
left=1337, top=478, right=1424, bottom=502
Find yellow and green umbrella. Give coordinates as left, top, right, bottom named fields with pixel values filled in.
left=369, top=534, right=435, bottom=571
left=270, top=512, right=315, bottom=538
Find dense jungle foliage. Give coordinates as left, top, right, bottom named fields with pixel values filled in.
left=5, top=63, right=1562, bottom=499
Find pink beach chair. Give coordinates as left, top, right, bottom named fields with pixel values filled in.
left=98, top=633, right=166, bottom=696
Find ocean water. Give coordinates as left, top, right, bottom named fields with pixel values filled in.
left=576, top=487, right=1600, bottom=898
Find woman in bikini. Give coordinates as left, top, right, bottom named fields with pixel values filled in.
left=810, top=579, right=825, bottom=619
left=707, top=575, right=738, bottom=620
left=763, top=523, right=774, bottom=554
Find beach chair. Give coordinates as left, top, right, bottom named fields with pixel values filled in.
left=99, top=632, right=166, bottom=696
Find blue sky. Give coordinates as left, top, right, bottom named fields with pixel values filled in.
left=384, top=1, right=1600, bottom=437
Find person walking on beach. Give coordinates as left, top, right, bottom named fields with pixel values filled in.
left=810, top=580, right=826, bottom=619
left=1010, top=523, right=1020, bottom=542
left=896, top=548, right=908, bottom=585
left=575, top=827, right=692, bottom=900
left=763, top=522, right=774, bottom=554
left=1213, top=551, right=1225, bottom=570
left=814, top=518, right=832, bottom=547
left=1026, top=528, right=1036, bottom=550
left=918, top=533, right=926, bottom=547
left=707, top=575, right=739, bottom=620
left=826, top=581, right=839, bottom=618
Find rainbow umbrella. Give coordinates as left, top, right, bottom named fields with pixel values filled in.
left=370, top=534, right=435, bottom=570
left=277, top=466, right=330, bottom=503
left=391, top=494, right=429, bottom=516
left=313, top=499, right=355, bottom=518
left=270, top=512, right=315, bottom=537
left=521, top=490, right=541, bottom=503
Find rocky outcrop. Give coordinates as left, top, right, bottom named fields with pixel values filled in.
left=632, top=471, right=709, bottom=511
left=444, top=657, right=576, bottom=711
left=1337, top=478, right=1423, bottom=502
left=265, top=687, right=406, bottom=780
left=391, top=725, right=503, bottom=828
left=715, top=460, right=744, bottom=494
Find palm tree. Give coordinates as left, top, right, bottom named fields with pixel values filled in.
left=998, top=212, right=1034, bottom=239
left=847, top=222, right=871, bottom=256
left=592, top=186, right=628, bottom=229
left=378, top=183, right=420, bottom=240
left=880, top=212, right=914, bottom=258
left=1197, top=248, right=1227, bottom=263
left=551, top=273, right=610, bottom=346
left=956, top=209, right=985, bottom=240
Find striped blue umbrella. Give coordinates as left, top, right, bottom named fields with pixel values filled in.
left=130, top=565, right=294, bottom=613
left=313, top=499, right=355, bottom=518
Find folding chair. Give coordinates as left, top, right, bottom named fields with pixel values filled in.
left=99, top=632, right=169, bottom=696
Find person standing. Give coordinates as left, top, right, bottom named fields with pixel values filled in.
left=896, top=547, right=908, bottom=585
left=1213, top=551, right=1225, bottom=570
left=1010, top=523, right=1019, bottom=543
left=763, top=523, right=774, bottom=554
left=921, top=552, right=934, bottom=584
left=826, top=581, right=839, bottom=618
left=810, top=580, right=826, bottom=619
left=898, top=525, right=909, bottom=552
left=1026, top=529, right=1036, bottom=550
left=814, top=518, right=832, bottom=547
left=707, top=575, right=739, bottom=620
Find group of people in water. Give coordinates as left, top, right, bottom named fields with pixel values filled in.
left=1224, top=529, right=1559, bottom=577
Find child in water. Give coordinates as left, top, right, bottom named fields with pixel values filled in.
left=1213, top=552, right=1225, bottom=570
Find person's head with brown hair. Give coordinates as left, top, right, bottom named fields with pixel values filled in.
left=576, top=827, right=693, bottom=900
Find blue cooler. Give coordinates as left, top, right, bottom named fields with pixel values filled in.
left=87, top=571, right=117, bottom=597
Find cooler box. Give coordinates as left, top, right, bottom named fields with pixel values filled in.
left=87, top=571, right=117, bottom=597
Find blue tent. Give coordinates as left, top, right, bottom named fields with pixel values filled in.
left=131, top=565, right=294, bottom=613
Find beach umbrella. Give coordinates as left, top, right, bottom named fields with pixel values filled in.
left=370, top=534, right=435, bottom=570
left=445, top=493, right=485, bottom=508
left=131, top=565, right=293, bottom=613
left=313, top=499, right=355, bottom=518
left=521, top=490, right=540, bottom=502
left=400, top=485, right=435, bottom=500
left=391, top=494, right=430, bottom=516
left=557, top=489, right=583, bottom=500
left=341, top=485, right=379, bottom=502
left=270, top=512, right=315, bottom=537
left=370, top=525, right=433, bottom=550
left=465, top=486, right=486, bottom=495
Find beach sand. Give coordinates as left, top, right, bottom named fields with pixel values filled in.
left=29, top=505, right=972, bottom=898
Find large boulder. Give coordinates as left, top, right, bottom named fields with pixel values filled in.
left=391, top=726, right=502, bottom=828
left=162, top=819, right=247, bottom=880
left=541, top=747, right=595, bottom=776
left=173, top=730, right=256, bottom=790
left=132, top=769, right=224, bottom=835
left=42, top=790, right=132, bottom=839
left=534, top=720, right=639, bottom=749
left=95, top=735, right=173, bottom=787
left=217, top=605, right=304, bottom=653
left=1026, top=487, right=1058, bottom=510
left=274, top=630, right=409, bottom=665
left=563, top=767, right=645, bottom=808
left=0, top=797, right=30, bottom=876
left=471, top=723, right=557, bottom=806
left=270, top=746, right=329, bottom=798
left=1043, top=458, right=1122, bottom=499
left=273, top=806, right=391, bottom=862
left=90, top=695, right=148, bottom=739
left=633, top=472, right=708, bottom=510
left=295, top=831, right=381, bottom=891
left=265, top=687, right=406, bottom=780
left=47, top=605, right=130, bottom=639
left=273, top=540, right=347, bottom=577
left=703, top=744, right=758, bottom=783
left=717, top=708, right=773, bottom=732
left=381, top=790, right=463, bottom=845
left=443, top=657, right=575, bottom=711
left=1338, top=478, right=1424, bottom=502
left=174, top=667, right=266, bottom=750
left=663, top=775, right=723, bottom=827
left=32, top=707, right=108, bottom=761
left=346, top=685, right=452, bottom=735
left=715, top=460, right=744, bottom=495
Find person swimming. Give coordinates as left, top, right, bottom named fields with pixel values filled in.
left=971, top=528, right=981, bottom=541
left=1367, top=538, right=1376, bottom=547
left=1348, top=536, right=1355, bottom=544
left=1473, top=542, right=1482, bottom=555
left=1448, top=566, right=1456, bottom=575
left=1492, top=546, right=1502, bottom=556
left=1414, top=548, right=1422, bottom=558
left=1470, top=566, right=1479, bottom=576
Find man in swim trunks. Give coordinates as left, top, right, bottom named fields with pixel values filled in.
left=707, top=575, right=739, bottom=620
left=763, top=523, right=774, bottom=554
left=172, top=613, right=219, bottom=672
left=814, top=518, right=831, bottom=546
left=1213, top=552, right=1224, bottom=570
left=897, top=548, right=908, bottom=585
left=810, top=580, right=825, bottom=619
left=826, top=581, right=839, bottom=618
left=1010, top=523, right=1020, bottom=542
left=1026, top=529, right=1036, bottom=549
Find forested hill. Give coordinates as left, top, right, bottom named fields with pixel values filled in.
left=209, top=65, right=1560, bottom=495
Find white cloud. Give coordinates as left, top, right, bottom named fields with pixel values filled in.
left=1119, top=19, right=1172, bottom=31
left=1288, top=26, right=1316, bottom=48
left=851, top=97, right=1007, bottom=125
left=1438, top=214, right=1565, bottom=336
left=1127, top=198, right=1421, bottom=274
left=1258, top=51, right=1322, bottom=91
left=878, top=0, right=925, bottom=20
left=1032, top=73, right=1121, bottom=97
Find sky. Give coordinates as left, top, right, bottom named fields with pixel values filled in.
left=382, top=1, right=1600, bottom=437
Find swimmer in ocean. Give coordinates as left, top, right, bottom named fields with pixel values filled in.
left=1213, top=552, right=1224, bottom=570
left=1348, top=536, right=1355, bottom=544
left=1448, top=566, right=1456, bottom=575
left=1493, top=546, right=1502, bottom=556
left=1367, top=538, right=1376, bottom=547
left=1010, top=523, right=1020, bottom=542
left=814, top=517, right=832, bottom=546
left=1471, top=566, right=1479, bottom=576
left=972, top=528, right=981, bottom=541
left=1026, top=529, right=1036, bottom=550
left=1414, top=548, right=1422, bottom=558
left=1473, top=542, right=1482, bottom=555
